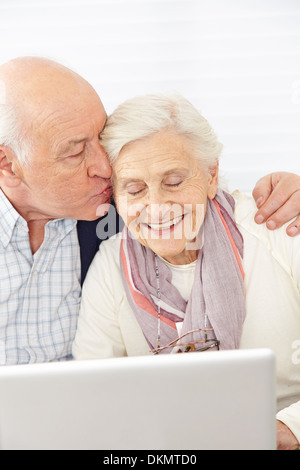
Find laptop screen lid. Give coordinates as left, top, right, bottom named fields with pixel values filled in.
left=0, top=348, right=276, bottom=450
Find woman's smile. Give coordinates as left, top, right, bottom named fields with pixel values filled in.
left=140, top=213, right=186, bottom=237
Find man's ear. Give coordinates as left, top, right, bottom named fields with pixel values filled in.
left=0, top=147, right=22, bottom=187
left=207, top=162, right=219, bottom=200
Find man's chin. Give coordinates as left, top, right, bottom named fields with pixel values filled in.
left=53, top=197, right=113, bottom=222
left=96, top=202, right=112, bottom=218
left=75, top=200, right=112, bottom=221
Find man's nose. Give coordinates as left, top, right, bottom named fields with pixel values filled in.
left=88, top=142, right=112, bottom=179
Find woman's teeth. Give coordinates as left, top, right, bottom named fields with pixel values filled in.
left=147, top=215, right=183, bottom=230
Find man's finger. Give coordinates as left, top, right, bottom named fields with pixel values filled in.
left=253, top=172, right=300, bottom=235
left=252, top=174, right=273, bottom=208
left=257, top=192, right=300, bottom=233
left=287, top=215, right=300, bottom=237
left=253, top=172, right=299, bottom=212
left=254, top=186, right=294, bottom=224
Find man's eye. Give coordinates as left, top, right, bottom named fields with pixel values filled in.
left=69, top=151, right=83, bottom=158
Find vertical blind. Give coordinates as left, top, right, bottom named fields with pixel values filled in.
left=0, top=0, right=299, bottom=191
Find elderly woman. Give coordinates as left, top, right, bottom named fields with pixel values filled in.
left=72, top=93, right=300, bottom=450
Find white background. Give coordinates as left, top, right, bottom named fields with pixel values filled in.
left=0, top=0, right=299, bottom=191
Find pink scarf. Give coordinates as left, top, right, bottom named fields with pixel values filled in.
left=120, top=190, right=246, bottom=353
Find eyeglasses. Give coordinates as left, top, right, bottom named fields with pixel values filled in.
left=151, top=328, right=220, bottom=355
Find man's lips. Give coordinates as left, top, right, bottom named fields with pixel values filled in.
left=93, top=184, right=113, bottom=200
left=101, top=184, right=113, bottom=197
left=95, top=185, right=113, bottom=217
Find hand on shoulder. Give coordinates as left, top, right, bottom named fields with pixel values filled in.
left=253, top=172, right=300, bottom=236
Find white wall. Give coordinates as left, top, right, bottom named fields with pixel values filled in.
left=0, top=0, right=299, bottom=191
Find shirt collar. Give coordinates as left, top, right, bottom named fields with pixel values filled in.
left=0, top=190, right=77, bottom=248
left=0, top=189, right=26, bottom=247
left=47, top=217, right=77, bottom=239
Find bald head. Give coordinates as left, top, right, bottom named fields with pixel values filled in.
left=0, top=57, right=111, bottom=222
left=0, top=56, right=104, bottom=165
left=0, top=56, right=93, bottom=103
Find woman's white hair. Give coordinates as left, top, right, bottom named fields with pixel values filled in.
left=101, top=92, right=223, bottom=172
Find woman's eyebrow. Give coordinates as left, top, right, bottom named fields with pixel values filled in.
left=115, top=168, right=191, bottom=189
left=117, top=178, right=144, bottom=189
left=162, top=168, right=191, bottom=176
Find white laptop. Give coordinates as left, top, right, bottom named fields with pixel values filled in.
left=0, top=349, right=276, bottom=450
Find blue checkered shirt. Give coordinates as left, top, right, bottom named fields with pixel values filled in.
left=0, top=190, right=81, bottom=365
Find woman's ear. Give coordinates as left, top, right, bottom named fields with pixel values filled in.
left=0, top=147, right=22, bottom=187
left=207, top=162, right=219, bottom=200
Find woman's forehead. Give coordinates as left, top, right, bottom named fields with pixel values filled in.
left=118, top=129, right=195, bottom=159
left=114, top=136, right=199, bottom=175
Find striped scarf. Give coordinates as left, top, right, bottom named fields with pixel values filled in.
left=120, top=190, right=246, bottom=353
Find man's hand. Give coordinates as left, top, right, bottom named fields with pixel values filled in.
left=277, top=420, right=299, bottom=450
left=253, top=172, right=300, bottom=236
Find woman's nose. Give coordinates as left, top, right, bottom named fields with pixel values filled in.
left=144, top=188, right=171, bottom=220
left=145, top=202, right=172, bottom=220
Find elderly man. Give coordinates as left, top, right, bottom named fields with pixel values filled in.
left=0, top=56, right=299, bottom=365
left=0, top=57, right=116, bottom=364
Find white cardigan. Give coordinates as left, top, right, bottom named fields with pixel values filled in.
left=72, top=191, right=300, bottom=441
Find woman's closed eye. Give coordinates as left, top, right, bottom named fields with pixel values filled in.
left=164, top=176, right=184, bottom=188
left=127, top=184, right=146, bottom=196
left=126, top=180, right=184, bottom=195
left=165, top=182, right=182, bottom=188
